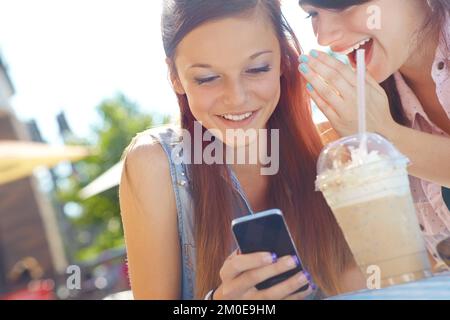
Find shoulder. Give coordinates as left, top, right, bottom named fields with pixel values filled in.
left=119, top=126, right=180, bottom=210
left=316, top=121, right=340, bottom=145
left=124, top=130, right=169, bottom=177
left=121, top=125, right=182, bottom=180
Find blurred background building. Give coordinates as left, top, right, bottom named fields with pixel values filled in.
left=0, top=53, right=67, bottom=298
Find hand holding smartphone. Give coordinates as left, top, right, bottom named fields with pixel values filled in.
left=232, top=209, right=312, bottom=292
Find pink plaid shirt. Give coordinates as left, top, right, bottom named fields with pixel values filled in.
left=394, top=15, right=450, bottom=266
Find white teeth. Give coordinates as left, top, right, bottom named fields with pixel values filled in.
left=221, top=112, right=253, bottom=121
left=340, top=38, right=371, bottom=55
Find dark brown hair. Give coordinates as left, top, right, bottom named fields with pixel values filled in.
left=161, top=0, right=354, bottom=298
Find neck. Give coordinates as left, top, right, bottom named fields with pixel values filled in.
left=228, top=137, right=267, bottom=179
left=228, top=139, right=271, bottom=212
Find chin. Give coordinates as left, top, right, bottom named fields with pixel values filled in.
left=224, top=135, right=259, bottom=149
left=368, top=66, right=392, bottom=84
left=367, top=53, right=396, bottom=84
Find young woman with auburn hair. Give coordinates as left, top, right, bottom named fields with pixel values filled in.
left=120, top=0, right=364, bottom=300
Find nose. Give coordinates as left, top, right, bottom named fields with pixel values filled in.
left=223, top=78, right=248, bottom=108
left=314, top=15, right=345, bottom=48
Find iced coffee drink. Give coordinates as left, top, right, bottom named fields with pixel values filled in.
left=316, top=133, right=431, bottom=288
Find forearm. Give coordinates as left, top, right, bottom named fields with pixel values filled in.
left=381, top=123, right=450, bottom=188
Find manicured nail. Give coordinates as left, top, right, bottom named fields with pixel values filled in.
left=304, top=271, right=312, bottom=282
left=310, top=49, right=319, bottom=58
left=264, top=253, right=277, bottom=264
left=292, top=255, right=301, bottom=267
left=299, top=63, right=309, bottom=74
left=304, top=271, right=317, bottom=290
left=306, top=83, right=313, bottom=92
left=271, top=253, right=278, bottom=263
left=299, top=54, right=309, bottom=63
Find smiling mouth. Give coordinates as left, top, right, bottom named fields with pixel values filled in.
left=335, top=38, right=375, bottom=67
left=215, top=109, right=261, bottom=129
left=337, top=37, right=372, bottom=55
left=218, top=110, right=257, bottom=122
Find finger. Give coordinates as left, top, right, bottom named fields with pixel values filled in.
left=256, top=271, right=309, bottom=300
left=229, top=255, right=300, bottom=296
left=283, top=284, right=315, bottom=300
left=220, top=251, right=276, bottom=283
left=241, top=287, right=259, bottom=300
left=304, top=50, right=383, bottom=96
left=299, top=63, right=346, bottom=112
left=303, top=50, right=357, bottom=87
left=311, top=50, right=384, bottom=97
left=307, top=86, right=340, bottom=123
left=301, top=53, right=355, bottom=100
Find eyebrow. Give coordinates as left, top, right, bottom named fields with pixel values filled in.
left=188, top=50, right=273, bottom=69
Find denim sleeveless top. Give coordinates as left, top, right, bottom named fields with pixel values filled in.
left=148, top=126, right=254, bottom=300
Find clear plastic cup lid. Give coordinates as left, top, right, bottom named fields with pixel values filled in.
left=316, top=133, right=409, bottom=176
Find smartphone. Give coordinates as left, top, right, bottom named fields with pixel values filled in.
left=231, top=208, right=308, bottom=291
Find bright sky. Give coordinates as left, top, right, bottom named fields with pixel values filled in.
left=0, top=0, right=324, bottom=144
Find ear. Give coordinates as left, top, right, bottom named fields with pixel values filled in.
left=166, top=57, right=186, bottom=95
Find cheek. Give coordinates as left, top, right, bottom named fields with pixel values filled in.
left=312, top=21, right=318, bottom=36
left=348, top=9, right=372, bottom=34
left=251, top=73, right=281, bottom=106
left=184, top=85, right=221, bottom=119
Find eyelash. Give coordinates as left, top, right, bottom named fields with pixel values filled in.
left=195, top=65, right=272, bottom=85
left=195, top=76, right=219, bottom=85
left=305, top=11, right=318, bottom=19
left=305, top=5, right=355, bottom=19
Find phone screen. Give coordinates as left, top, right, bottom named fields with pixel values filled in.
left=232, top=209, right=306, bottom=291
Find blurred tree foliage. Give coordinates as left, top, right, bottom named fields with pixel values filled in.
left=57, top=94, right=170, bottom=262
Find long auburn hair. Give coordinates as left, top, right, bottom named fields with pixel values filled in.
left=300, top=0, right=450, bottom=125
left=162, top=0, right=354, bottom=298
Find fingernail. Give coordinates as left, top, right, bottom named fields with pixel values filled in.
left=306, top=83, right=313, bottom=92
left=264, top=253, right=276, bottom=263
left=291, top=255, right=301, bottom=267
left=310, top=49, right=319, bottom=58
left=304, top=271, right=317, bottom=290
left=299, top=54, right=309, bottom=63
left=271, top=253, right=278, bottom=263
left=304, top=271, right=312, bottom=282
left=299, top=63, right=309, bottom=74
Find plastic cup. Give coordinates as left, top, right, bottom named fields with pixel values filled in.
left=316, top=133, right=431, bottom=288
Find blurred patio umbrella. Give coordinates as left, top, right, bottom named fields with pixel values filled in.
left=0, top=140, right=89, bottom=186
left=79, top=161, right=123, bottom=199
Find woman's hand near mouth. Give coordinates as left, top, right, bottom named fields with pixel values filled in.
left=298, top=49, right=396, bottom=138
left=298, top=49, right=450, bottom=188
